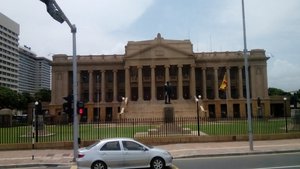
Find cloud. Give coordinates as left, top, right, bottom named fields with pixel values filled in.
left=268, top=58, right=300, bottom=91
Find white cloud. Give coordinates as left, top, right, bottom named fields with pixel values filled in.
left=268, top=58, right=300, bottom=91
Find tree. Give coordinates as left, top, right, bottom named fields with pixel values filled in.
left=34, top=88, right=51, bottom=102
left=0, top=87, right=18, bottom=109
left=268, top=87, right=288, bottom=96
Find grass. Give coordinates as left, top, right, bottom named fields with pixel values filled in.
left=0, top=118, right=296, bottom=144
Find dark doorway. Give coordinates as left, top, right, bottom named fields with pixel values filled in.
left=221, top=104, right=227, bottom=118
left=208, top=104, right=216, bottom=118
left=233, top=104, right=241, bottom=118
left=105, top=107, right=113, bottom=122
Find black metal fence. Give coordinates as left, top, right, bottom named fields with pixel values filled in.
left=1, top=117, right=299, bottom=144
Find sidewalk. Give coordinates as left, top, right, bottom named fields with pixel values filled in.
left=0, top=139, right=300, bottom=168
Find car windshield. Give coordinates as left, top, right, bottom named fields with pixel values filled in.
left=85, top=141, right=100, bottom=150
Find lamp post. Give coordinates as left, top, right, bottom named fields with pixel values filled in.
left=284, top=97, right=288, bottom=133
left=34, top=101, right=39, bottom=143
left=241, top=0, right=253, bottom=151
left=195, top=95, right=201, bottom=136
left=40, top=0, right=79, bottom=161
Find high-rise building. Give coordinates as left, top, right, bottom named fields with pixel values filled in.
left=0, top=12, right=19, bottom=91
left=19, top=45, right=51, bottom=94
left=35, top=56, right=51, bottom=91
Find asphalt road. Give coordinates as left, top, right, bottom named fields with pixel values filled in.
left=173, top=152, right=300, bottom=169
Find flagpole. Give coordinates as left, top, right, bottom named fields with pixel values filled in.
left=242, top=0, right=254, bottom=151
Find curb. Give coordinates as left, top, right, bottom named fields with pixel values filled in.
left=173, top=149, right=300, bottom=159
left=0, top=163, right=71, bottom=169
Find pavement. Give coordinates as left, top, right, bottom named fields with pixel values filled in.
left=0, top=138, right=300, bottom=168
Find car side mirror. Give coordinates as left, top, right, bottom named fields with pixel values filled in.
left=142, top=147, right=148, bottom=151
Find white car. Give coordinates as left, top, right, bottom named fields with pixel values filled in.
left=77, top=138, right=173, bottom=169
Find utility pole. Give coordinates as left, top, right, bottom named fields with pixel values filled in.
left=241, top=0, right=254, bottom=151
left=40, top=0, right=79, bottom=160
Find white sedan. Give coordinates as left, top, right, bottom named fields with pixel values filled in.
left=77, top=138, right=173, bottom=169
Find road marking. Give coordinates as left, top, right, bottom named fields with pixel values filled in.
left=252, top=165, right=300, bottom=169
left=70, top=165, right=77, bottom=169
left=171, top=164, right=179, bottom=169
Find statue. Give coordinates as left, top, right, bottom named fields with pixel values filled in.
left=164, top=81, right=171, bottom=104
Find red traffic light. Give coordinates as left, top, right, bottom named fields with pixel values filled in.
left=79, top=108, right=84, bottom=115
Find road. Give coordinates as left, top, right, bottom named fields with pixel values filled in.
left=6, top=152, right=300, bottom=169
left=173, top=152, right=300, bottom=169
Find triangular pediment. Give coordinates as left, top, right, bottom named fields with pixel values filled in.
left=125, top=43, right=194, bottom=60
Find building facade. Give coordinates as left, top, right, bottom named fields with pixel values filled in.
left=19, top=45, right=52, bottom=94
left=0, top=12, right=19, bottom=91
left=50, top=34, right=270, bottom=122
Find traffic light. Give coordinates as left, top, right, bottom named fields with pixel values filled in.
left=63, top=95, right=73, bottom=115
left=77, top=101, right=84, bottom=115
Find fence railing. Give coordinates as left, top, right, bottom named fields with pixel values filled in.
left=0, top=117, right=299, bottom=144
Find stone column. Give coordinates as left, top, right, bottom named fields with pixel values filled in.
left=113, top=69, right=118, bottom=102
left=214, top=67, right=219, bottom=99
left=165, top=65, right=170, bottom=82
left=50, top=72, right=56, bottom=104
left=226, top=67, right=231, bottom=99
left=88, top=70, right=93, bottom=103
left=138, top=66, right=143, bottom=101
left=177, top=64, right=183, bottom=100
left=202, top=68, right=207, bottom=99
left=101, top=70, right=105, bottom=103
left=190, top=64, right=196, bottom=99
left=151, top=65, right=156, bottom=101
left=238, top=66, right=244, bottom=99
left=125, top=66, right=131, bottom=100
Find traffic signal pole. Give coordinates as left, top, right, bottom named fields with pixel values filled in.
left=40, top=0, right=79, bottom=161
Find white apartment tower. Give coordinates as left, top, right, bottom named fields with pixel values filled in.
left=0, top=12, right=20, bottom=91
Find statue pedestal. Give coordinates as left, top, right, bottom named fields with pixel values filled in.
left=164, top=106, right=174, bottom=123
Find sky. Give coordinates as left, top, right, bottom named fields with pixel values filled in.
left=0, top=0, right=299, bottom=92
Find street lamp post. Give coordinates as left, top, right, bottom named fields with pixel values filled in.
left=241, top=0, right=254, bottom=151
left=195, top=95, right=201, bottom=136
left=284, top=97, right=288, bottom=133
left=40, top=0, right=79, bottom=161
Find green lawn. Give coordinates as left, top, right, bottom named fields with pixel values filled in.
left=0, top=118, right=294, bottom=144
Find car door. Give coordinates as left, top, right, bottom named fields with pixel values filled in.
left=99, top=141, right=124, bottom=168
left=122, top=140, right=151, bottom=168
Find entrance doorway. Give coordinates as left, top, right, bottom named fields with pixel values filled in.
left=105, top=107, right=113, bottom=122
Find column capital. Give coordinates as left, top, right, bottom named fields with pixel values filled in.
left=226, top=66, right=231, bottom=70
left=190, top=64, right=196, bottom=68
left=150, top=65, right=156, bottom=69
left=213, top=66, right=219, bottom=70
left=164, top=65, right=170, bottom=68
left=201, top=67, right=207, bottom=71
left=101, top=69, right=106, bottom=73
left=177, top=64, right=183, bottom=68
left=113, top=69, right=118, bottom=73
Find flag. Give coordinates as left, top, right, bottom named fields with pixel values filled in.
left=219, top=73, right=227, bottom=91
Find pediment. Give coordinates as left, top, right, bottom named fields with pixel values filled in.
left=125, top=43, right=194, bottom=61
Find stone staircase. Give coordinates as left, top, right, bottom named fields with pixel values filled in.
left=123, top=99, right=196, bottom=118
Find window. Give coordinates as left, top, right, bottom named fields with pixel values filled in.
left=122, top=141, right=145, bottom=151
left=100, top=141, right=120, bottom=151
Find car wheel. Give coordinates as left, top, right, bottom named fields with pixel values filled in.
left=151, top=157, right=165, bottom=169
left=91, top=161, right=107, bottom=169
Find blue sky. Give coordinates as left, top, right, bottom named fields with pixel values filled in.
left=0, top=0, right=299, bottom=92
